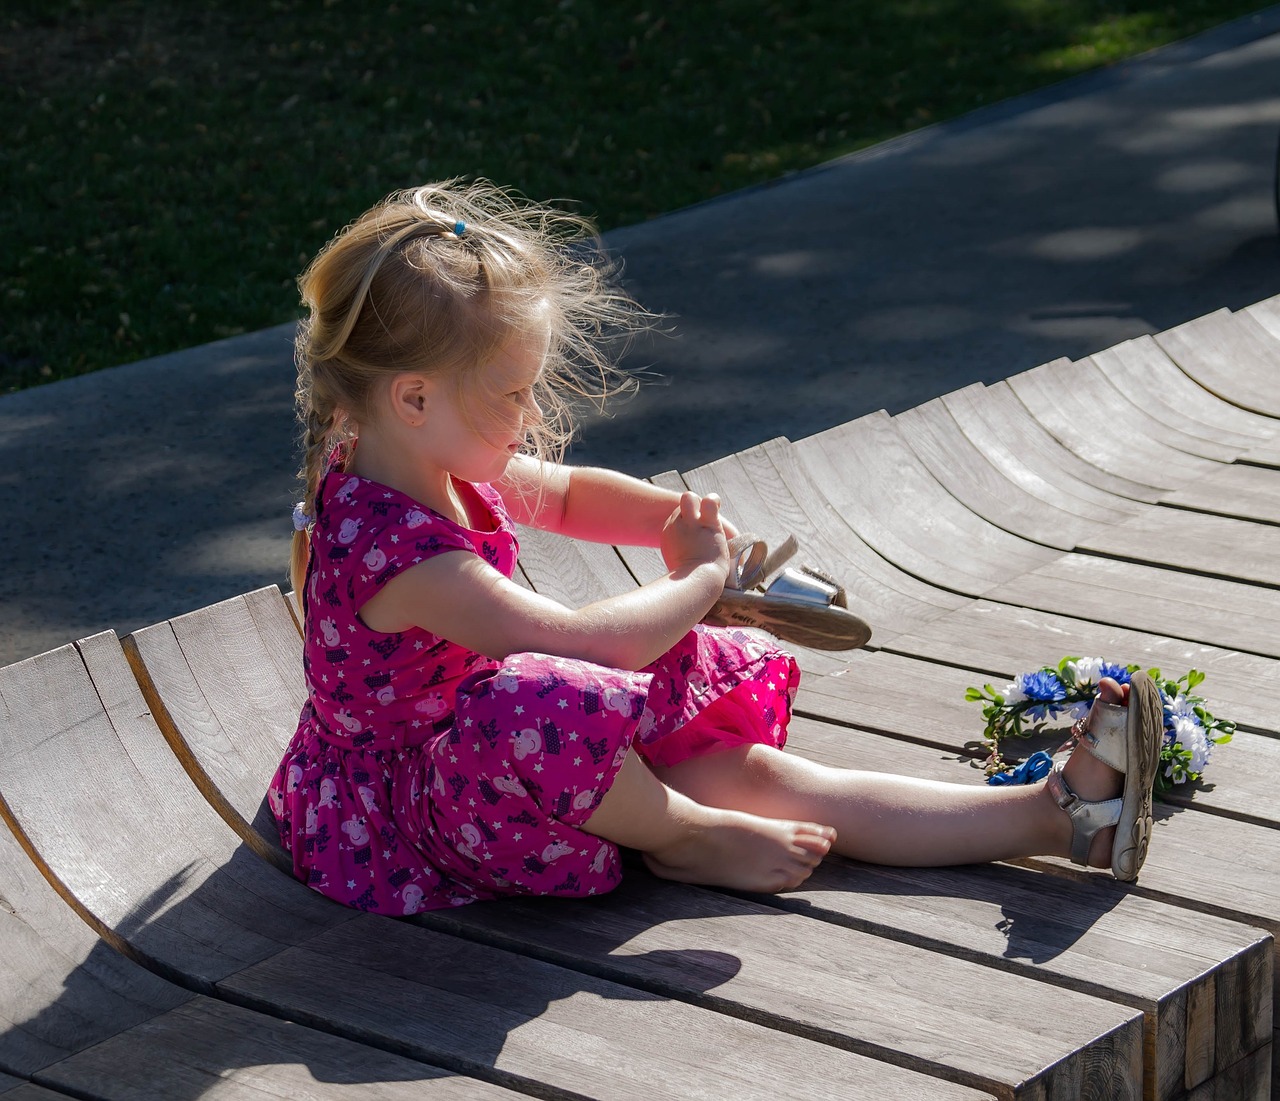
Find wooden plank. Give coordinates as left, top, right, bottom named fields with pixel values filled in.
left=514, top=523, right=636, bottom=608
left=1078, top=506, right=1280, bottom=588
left=124, top=590, right=304, bottom=867
left=895, top=397, right=1107, bottom=549
left=878, top=598, right=1280, bottom=737
left=78, top=622, right=1003, bottom=1100
left=1163, top=463, right=1280, bottom=524
left=796, top=412, right=1058, bottom=591
left=769, top=422, right=1280, bottom=657
left=0, top=732, right=519, bottom=1101
left=224, top=920, right=997, bottom=1101
left=0, top=802, right=190, bottom=1079
left=1006, top=360, right=1222, bottom=490
left=1087, top=336, right=1278, bottom=454
left=1182, top=1042, right=1273, bottom=1101
left=434, top=861, right=1267, bottom=1101
left=422, top=875, right=1145, bottom=1101
left=123, top=589, right=1132, bottom=1098
left=1156, top=308, right=1280, bottom=419
left=987, top=554, right=1280, bottom=659
left=940, top=383, right=1148, bottom=520
left=778, top=717, right=1278, bottom=1007
left=1069, top=353, right=1255, bottom=464
left=792, top=647, right=1279, bottom=828
left=689, top=441, right=966, bottom=631
left=0, top=637, right=353, bottom=988
left=38, top=995, right=524, bottom=1101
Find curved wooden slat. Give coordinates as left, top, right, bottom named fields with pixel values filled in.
left=700, top=441, right=968, bottom=627
left=1087, top=336, right=1278, bottom=454
left=1005, top=360, right=1220, bottom=492
left=794, top=413, right=1057, bottom=592
left=681, top=442, right=962, bottom=661
left=1157, top=308, right=1280, bottom=419
left=777, top=412, right=1280, bottom=652
left=894, top=397, right=1106, bottom=549
left=0, top=795, right=189, bottom=1081
left=0, top=700, right=518, bottom=1101
left=940, top=383, right=1154, bottom=515
left=513, top=523, right=636, bottom=607
left=882, top=598, right=1280, bottom=737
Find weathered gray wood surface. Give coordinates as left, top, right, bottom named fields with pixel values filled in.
left=4, top=296, right=1280, bottom=1099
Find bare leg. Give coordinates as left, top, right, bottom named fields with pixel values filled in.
left=581, top=748, right=836, bottom=892
left=652, top=680, right=1132, bottom=869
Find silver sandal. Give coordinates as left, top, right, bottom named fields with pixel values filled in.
left=1046, top=670, right=1163, bottom=882
left=702, top=534, right=872, bottom=651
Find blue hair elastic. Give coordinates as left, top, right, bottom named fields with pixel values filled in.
left=453, top=220, right=467, bottom=237
left=987, top=749, right=1054, bottom=785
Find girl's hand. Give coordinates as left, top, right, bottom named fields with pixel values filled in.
left=661, top=492, right=729, bottom=577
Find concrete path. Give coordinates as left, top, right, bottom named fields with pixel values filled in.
left=4, top=9, right=1280, bottom=667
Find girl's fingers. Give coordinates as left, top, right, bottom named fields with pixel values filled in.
left=699, top=494, right=721, bottom=528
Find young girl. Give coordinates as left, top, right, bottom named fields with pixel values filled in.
left=269, top=179, right=1163, bottom=914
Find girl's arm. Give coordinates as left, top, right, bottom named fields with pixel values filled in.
left=497, top=456, right=740, bottom=546
left=359, top=491, right=729, bottom=671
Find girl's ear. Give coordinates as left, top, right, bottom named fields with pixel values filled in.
left=386, top=373, right=433, bottom=427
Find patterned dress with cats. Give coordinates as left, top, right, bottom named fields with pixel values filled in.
left=269, top=469, right=799, bottom=913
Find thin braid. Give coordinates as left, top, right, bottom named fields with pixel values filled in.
left=289, top=366, right=340, bottom=612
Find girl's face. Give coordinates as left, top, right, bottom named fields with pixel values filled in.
left=427, top=334, right=547, bottom=485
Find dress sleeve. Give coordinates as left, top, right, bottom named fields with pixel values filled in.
left=313, top=474, right=480, bottom=613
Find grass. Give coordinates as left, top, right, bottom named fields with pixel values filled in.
left=1, top=0, right=1270, bottom=392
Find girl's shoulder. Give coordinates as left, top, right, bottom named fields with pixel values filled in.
left=311, top=473, right=518, bottom=606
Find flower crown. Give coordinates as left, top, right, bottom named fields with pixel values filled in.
left=965, top=657, right=1234, bottom=794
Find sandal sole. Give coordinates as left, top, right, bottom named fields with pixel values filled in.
left=1111, top=670, right=1163, bottom=882
left=704, top=592, right=873, bottom=651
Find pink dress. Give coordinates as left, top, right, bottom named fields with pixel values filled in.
left=268, top=469, right=799, bottom=913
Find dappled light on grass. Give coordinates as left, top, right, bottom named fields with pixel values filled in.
left=1, top=0, right=1269, bottom=391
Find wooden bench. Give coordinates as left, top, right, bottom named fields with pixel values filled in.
left=2, top=297, right=1278, bottom=1099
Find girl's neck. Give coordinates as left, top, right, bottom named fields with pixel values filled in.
left=346, top=434, right=475, bottom=529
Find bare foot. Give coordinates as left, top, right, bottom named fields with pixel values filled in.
left=642, top=807, right=836, bottom=893
left=1057, top=677, right=1128, bottom=868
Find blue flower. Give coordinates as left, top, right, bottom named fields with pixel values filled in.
left=1015, top=670, right=1067, bottom=721
left=1019, top=670, right=1066, bottom=700
left=1098, top=662, right=1132, bottom=685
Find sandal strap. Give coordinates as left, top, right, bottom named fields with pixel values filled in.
left=1072, top=699, right=1129, bottom=773
left=1047, top=763, right=1122, bottom=867
left=725, top=534, right=799, bottom=591
left=757, top=534, right=799, bottom=585
left=762, top=567, right=841, bottom=607
left=725, top=535, right=768, bottom=590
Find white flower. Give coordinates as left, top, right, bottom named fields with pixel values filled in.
left=1068, top=657, right=1104, bottom=687
left=1002, top=680, right=1026, bottom=705
left=1171, top=714, right=1211, bottom=773
left=1164, top=694, right=1200, bottom=723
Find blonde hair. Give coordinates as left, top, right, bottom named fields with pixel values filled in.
left=289, top=179, right=649, bottom=604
